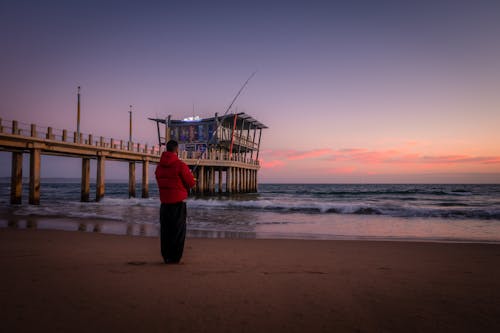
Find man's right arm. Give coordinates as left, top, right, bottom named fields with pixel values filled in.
left=180, top=163, right=196, bottom=189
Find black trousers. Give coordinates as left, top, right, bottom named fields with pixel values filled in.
left=160, top=202, right=187, bottom=263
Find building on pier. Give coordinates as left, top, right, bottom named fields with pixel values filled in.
left=149, top=112, right=267, bottom=195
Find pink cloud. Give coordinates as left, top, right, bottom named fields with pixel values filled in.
left=286, top=149, right=332, bottom=160
left=328, top=149, right=500, bottom=166
left=419, top=155, right=500, bottom=164
left=259, top=159, right=285, bottom=169
left=261, top=147, right=500, bottom=168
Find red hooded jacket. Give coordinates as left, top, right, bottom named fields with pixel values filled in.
left=155, top=151, right=196, bottom=204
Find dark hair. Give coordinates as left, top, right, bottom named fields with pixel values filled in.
left=166, top=140, right=179, bottom=152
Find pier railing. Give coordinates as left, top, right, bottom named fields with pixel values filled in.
left=179, top=150, right=259, bottom=166
left=0, top=118, right=163, bottom=155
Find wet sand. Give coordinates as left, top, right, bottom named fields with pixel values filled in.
left=1, top=228, right=500, bottom=332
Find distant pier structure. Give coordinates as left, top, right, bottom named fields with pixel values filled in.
left=0, top=112, right=266, bottom=205
left=149, top=112, right=267, bottom=195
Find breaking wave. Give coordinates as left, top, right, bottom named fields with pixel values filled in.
left=186, top=198, right=500, bottom=220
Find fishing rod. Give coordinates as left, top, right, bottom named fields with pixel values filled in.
left=191, top=70, right=257, bottom=173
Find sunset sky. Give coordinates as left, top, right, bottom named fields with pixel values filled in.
left=1, top=0, right=499, bottom=183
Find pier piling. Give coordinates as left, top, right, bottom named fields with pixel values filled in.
left=218, top=169, right=223, bottom=193
left=96, top=155, right=105, bottom=201
left=199, top=166, right=205, bottom=194
left=29, top=148, right=40, bottom=205
left=128, top=162, right=136, bottom=198
left=209, top=167, right=215, bottom=194
left=10, top=152, right=23, bottom=204
left=142, top=159, right=149, bottom=198
left=226, top=167, right=232, bottom=193
left=81, top=158, right=90, bottom=202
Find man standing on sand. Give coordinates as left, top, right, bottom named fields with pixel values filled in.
left=155, top=140, right=196, bottom=264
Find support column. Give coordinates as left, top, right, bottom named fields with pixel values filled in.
left=232, top=168, right=236, bottom=193
left=10, top=152, right=23, bottom=204
left=142, top=159, right=149, bottom=198
left=246, top=170, right=250, bottom=193
left=245, top=170, right=249, bottom=192
left=247, top=170, right=253, bottom=192
left=96, top=155, right=105, bottom=201
left=252, top=170, right=257, bottom=192
left=225, top=168, right=231, bottom=193
left=246, top=170, right=250, bottom=192
left=236, top=168, right=240, bottom=193
left=205, top=167, right=210, bottom=193
left=129, top=162, right=136, bottom=198
left=81, top=158, right=90, bottom=202
left=209, top=167, right=215, bottom=194
left=193, top=168, right=199, bottom=194
left=199, top=166, right=205, bottom=195
left=207, top=167, right=211, bottom=194
left=240, top=168, right=243, bottom=193
left=255, top=170, right=258, bottom=192
left=244, top=169, right=247, bottom=192
left=250, top=170, right=254, bottom=192
left=249, top=170, right=252, bottom=192
left=218, top=169, right=223, bottom=193
left=250, top=170, right=253, bottom=192
left=29, top=148, right=40, bottom=205
left=241, top=169, right=246, bottom=193
left=235, top=168, right=239, bottom=193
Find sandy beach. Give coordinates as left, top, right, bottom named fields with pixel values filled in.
left=1, top=228, right=500, bottom=332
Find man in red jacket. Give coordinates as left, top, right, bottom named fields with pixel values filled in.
left=155, top=140, right=196, bottom=264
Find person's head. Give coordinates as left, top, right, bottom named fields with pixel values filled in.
left=166, top=140, right=179, bottom=154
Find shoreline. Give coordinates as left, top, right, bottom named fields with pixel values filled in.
left=2, top=228, right=500, bottom=332
left=2, top=212, right=500, bottom=245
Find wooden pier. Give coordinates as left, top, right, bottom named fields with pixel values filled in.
left=0, top=117, right=262, bottom=205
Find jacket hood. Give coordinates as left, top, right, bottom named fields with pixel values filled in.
left=159, top=151, right=179, bottom=166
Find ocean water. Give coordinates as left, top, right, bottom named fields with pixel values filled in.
left=1, top=182, right=500, bottom=242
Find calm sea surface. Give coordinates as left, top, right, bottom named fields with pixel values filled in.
left=1, top=182, right=500, bottom=242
